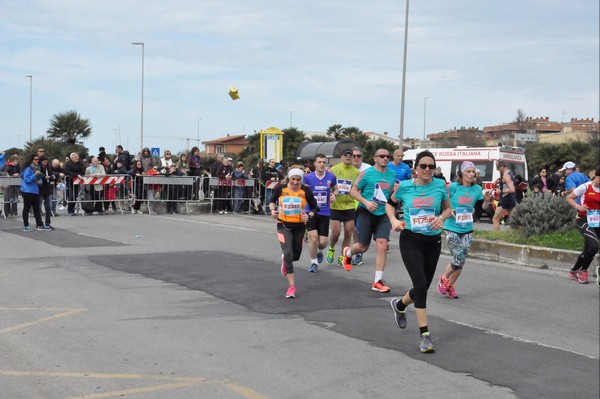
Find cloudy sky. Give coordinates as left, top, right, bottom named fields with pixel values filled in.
left=1, top=0, right=598, bottom=155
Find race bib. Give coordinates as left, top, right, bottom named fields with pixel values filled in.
left=280, top=197, right=302, bottom=216
left=337, top=179, right=351, bottom=195
left=372, top=183, right=388, bottom=204
left=409, top=207, right=435, bottom=233
left=587, top=210, right=600, bottom=228
left=314, top=192, right=327, bottom=208
left=455, top=207, right=474, bottom=228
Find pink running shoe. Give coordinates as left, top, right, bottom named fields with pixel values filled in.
left=286, top=285, right=296, bottom=298
left=567, top=270, right=580, bottom=281
left=577, top=270, right=589, bottom=284
left=281, top=254, right=286, bottom=276
left=437, top=275, right=449, bottom=296
left=446, top=285, right=459, bottom=299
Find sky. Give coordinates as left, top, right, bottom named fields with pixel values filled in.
left=1, top=0, right=598, bottom=156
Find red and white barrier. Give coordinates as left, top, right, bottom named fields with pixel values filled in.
left=73, top=176, right=126, bottom=185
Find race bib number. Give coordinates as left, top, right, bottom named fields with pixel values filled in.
left=337, top=179, right=351, bottom=195
left=372, top=183, right=388, bottom=204
left=281, top=197, right=302, bottom=216
left=587, top=210, right=600, bottom=228
left=455, top=207, right=474, bottom=228
left=409, top=208, right=435, bottom=233
left=314, top=192, right=327, bottom=208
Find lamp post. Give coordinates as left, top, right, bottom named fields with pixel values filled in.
left=197, top=118, right=202, bottom=147
left=398, top=0, right=409, bottom=149
left=423, top=96, right=430, bottom=139
left=132, top=42, right=145, bottom=151
left=25, top=75, right=32, bottom=142
left=289, top=111, right=295, bottom=128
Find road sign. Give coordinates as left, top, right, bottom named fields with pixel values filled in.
left=151, top=147, right=160, bottom=157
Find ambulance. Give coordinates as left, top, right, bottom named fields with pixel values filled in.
left=403, top=145, right=528, bottom=190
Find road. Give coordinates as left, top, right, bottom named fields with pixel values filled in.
left=1, top=212, right=598, bottom=398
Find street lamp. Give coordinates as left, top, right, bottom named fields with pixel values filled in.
left=25, top=75, right=32, bottom=142
left=423, top=96, right=430, bottom=139
left=132, top=42, right=145, bottom=151
left=398, top=0, right=409, bottom=149
left=289, top=111, right=295, bottom=128
left=197, top=118, right=202, bottom=147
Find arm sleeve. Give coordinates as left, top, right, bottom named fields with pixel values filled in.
left=303, top=185, right=319, bottom=213
left=269, top=185, right=283, bottom=206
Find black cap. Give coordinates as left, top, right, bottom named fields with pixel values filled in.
left=342, top=150, right=353, bottom=156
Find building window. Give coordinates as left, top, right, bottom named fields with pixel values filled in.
left=216, top=145, right=225, bottom=154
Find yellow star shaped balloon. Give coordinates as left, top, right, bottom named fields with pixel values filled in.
left=229, top=87, right=240, bottom=100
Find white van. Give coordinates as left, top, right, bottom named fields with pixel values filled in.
left=403, top=145, right=528, bottom=190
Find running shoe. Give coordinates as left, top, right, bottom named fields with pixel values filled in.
left=337, top=255, right=344, bottom=268
left=23, top=226, right=32, bottom=232
left=326, top=247, right=335, bottom=264
left=567, top=270, right=580, bottom=281
left=286, top=285, right=296, bottom=298
left=577, top=270, right=589, bottom=284
left=44, top=225, right=55, bottom=231
left=446, top=285, right=459, bottom=299
left=342, top=247, right=352, bottom=271
left=308, top=263, right=319, bottom=273
left=437, top=275, right=449, bottom=296
left=419, top=332, right=435, bottom=353
left=36, top=226, right=52, bottom=232
left=372, top=280, right=390, bottom=293
left=390, top=297, right=407, bottom=329
left=280, top=254, right=287, bottom=276
left=352, top=253, right=363, bottom=266
left=317, top=251, right=323, bottom=264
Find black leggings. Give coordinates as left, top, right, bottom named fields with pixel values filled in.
left=573, top=217, right=600, bottom=271
left=399, top=229, right=442, bottom=309
left=277, top=222, right=305, bottom=275
left=22, top=192, right=43, bottom=228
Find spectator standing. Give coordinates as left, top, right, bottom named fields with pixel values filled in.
left=529, top=168, right=550, bottom=194
left=566, top=167, right=600, bottom=284
left=342, top=149, right=396, bottom=292
left=215, top=157, right=234, bottom=214
left=102, top=157, right=118, bottom=214
left=262, top=159, right=281, bottom=214
left=140, top=147, right=154, bottom=172
left=326, top=150, right=360, bottom=266
left=98, top=147, right=108, bottom=164
left=492, top=160, right=516, bottom=230
left=39, top=156, right=56, bottom=229
left=189, top=147, right=204, bottom=200
left=128, top=160, right=145, bottom=214
left=159, top=150, right=174, bottom=173
left=562, top=161, right=590, bottom=200
left=1, top=154, right=20, bottom=217
left=84, top=157, right=106, bottom=215
left=165, top=164, right=184, bottom=214
left=386, top=150, right=453, bottom=353
left=115, top=145, right=132, bottom=171
left=64, top=153, right=86, bottom=216
left=303, top=154, right=338, bottom=272
left=20, top=154, right=48, bottom=231
left=268, top=168, right=318, bottom=298
left=250, top=159, right=265, bottom=212
left=145, top=165, right=161, bottom=214
left=232, top=162, right=249, bottom=214
left=433, top=167, right=447, bottom=183
left=176, top=154, right=190, bottom=175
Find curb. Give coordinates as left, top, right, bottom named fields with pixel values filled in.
left=441, top=237, right=600, bottom=272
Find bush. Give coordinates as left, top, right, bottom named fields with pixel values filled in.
left=509, top=196, right=576, bottom=237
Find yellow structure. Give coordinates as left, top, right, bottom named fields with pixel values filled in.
left=260, top=127, right=284, bottom=162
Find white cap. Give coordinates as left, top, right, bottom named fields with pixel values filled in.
left=560, top=161, right=575, bottom=171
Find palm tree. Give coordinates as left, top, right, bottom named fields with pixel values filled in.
left=46, top=110, right=92, bottom=145
left=281, top=127, right=306, bottom=162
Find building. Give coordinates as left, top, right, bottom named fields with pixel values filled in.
left=202, top=134, right=246, bottom=157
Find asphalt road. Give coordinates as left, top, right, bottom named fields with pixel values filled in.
left=1, top=212, right=598, bottom=399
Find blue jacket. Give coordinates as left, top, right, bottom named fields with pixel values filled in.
left=20, top=166, right=42, bottom=195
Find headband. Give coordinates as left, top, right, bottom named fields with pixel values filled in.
left=288, top=168, right=304, bottom=178
left=461, top=161, right=476, bottom=173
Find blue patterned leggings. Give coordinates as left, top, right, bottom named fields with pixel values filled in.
left=445, top=231, right=473, bottom=270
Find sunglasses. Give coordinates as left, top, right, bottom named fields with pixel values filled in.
left=352, top=154, right=362, bottom=158
left=418, top=164, right=436, bottom=170
left=375, top=154, right=390, bottom=159
left=33, top=158, right=39, bottom=161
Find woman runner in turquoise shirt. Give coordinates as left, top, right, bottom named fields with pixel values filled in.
left=385, top=150, right=453, bottom=353
left=437, top=161, right=491, bottom=299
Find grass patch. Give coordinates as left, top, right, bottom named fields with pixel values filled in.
left=474, top=228, right=583, bottom=251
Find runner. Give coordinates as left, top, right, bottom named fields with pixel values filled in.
left=269, top=167, right=318, bottom=298
left=566, top=166, right=600, bottom=284
left=326, top=150, right=360, bottom=267
left=437, top=161, right=491, bottom=299
left=303, top=154, right=337, bottom=272
left=342, top=149, right=396, bottom=292
left=350, top=147, right=372, bottom=265
left=386, top=150, right=452, bottom=353
left=492, top=160, right=516, bottom=230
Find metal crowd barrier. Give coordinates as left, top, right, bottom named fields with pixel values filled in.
left=208, top=177, right=258, bottom=214
left=139, top=175, right=202, bottom=215
left=0, top=176, right=22, bottom=219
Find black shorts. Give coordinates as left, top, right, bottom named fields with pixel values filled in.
left=498, top=195, right=516, bottom=211
left=356, top=207, right=391, bottom=245
left=306, top=213, right=331, bottom=236
left=330, top=209, right=356, bottom=222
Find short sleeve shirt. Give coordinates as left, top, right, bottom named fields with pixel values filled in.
left=393, top=178, right=449, bottom=236
left=303, top=171, right=337, bottom=216
left=355, top=167, right=396, bottom=216
left=387, top=162, right=412, bottom=182
left=444, top=182, right=484, bottom=234
left=330, top=163, right=360, bottom=211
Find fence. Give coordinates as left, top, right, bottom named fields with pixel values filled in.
left=208, top=177, right=260, bottom=214
left=0, top=176, right=22, bottom=218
